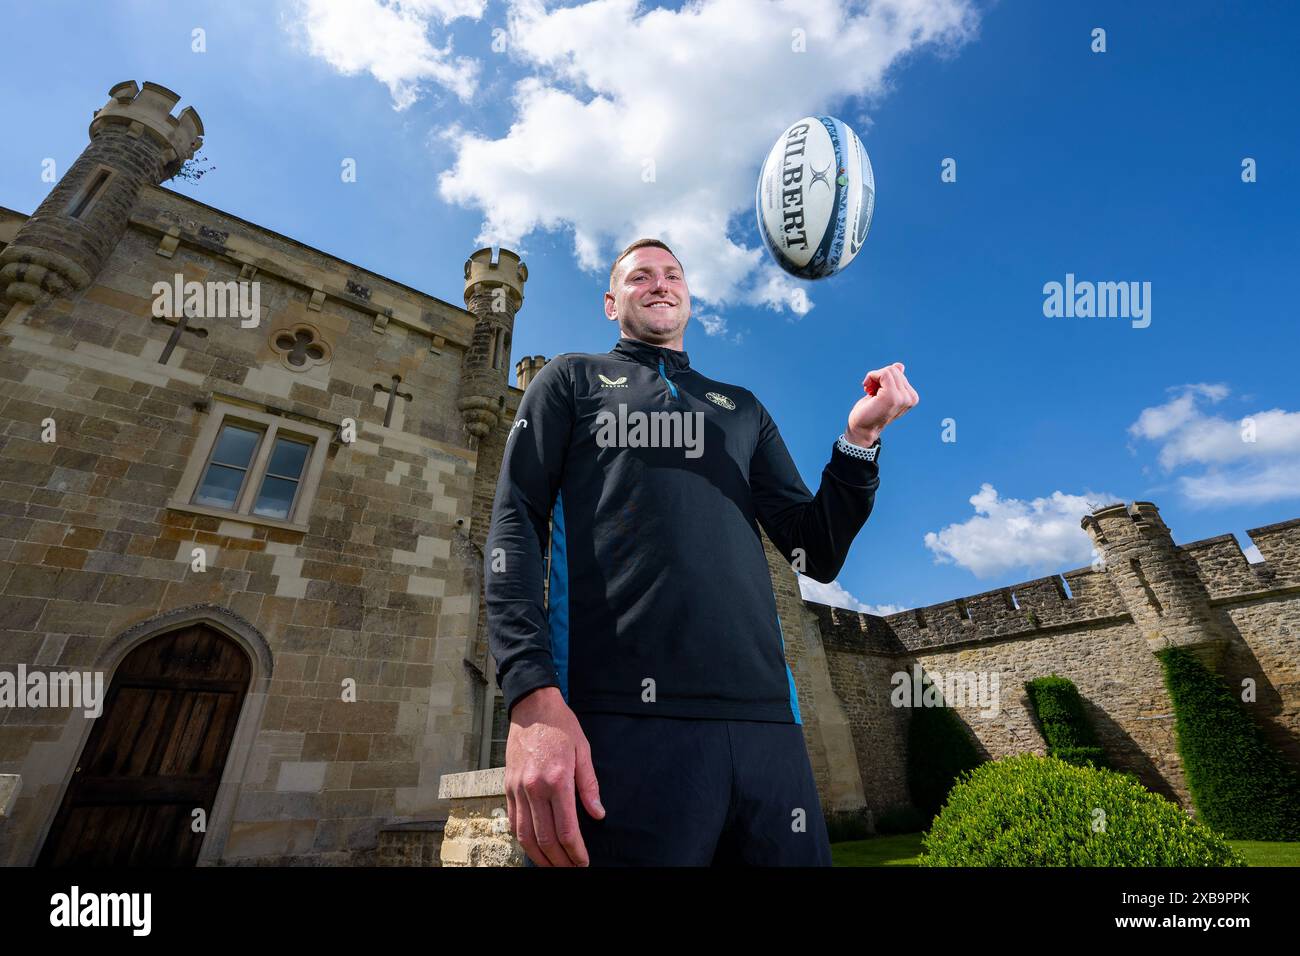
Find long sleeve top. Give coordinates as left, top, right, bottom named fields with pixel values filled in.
left=484, top=336, right=881, bottom=723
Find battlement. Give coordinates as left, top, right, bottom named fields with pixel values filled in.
left=89, top=81, right=204, bottom=171
left=810, top=561, right=1130, bottom=656
left=1244, top=516, right=1300, bottom=584
left=811, top=506, right=1300, bottom=656
left=807, top=602, right=905, bottom=655
left=515, top=355, right=547, bottom=390
left=1179, top=517, right=1300, bottom=597
left=463, top=246, right=528, bottom=309
left=1080, top=499, right=1172, bottom=543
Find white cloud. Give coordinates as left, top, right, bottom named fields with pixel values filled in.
left=695, top=311, right=744, bottom=343
left=1243, top=544, right=1264, bottom=563
left=1129, top=385, right=1300, bottom=506
left=746, top=264, right=815, bottom=319
left=1177, top=459, right=1300, bottom=506
left=285, top=0, right=485, bottom=108
left=924, top=483, right=1121, bottom=579
left=801, top=576, right=867, bottom=610
left=436, top=0, right=978, bottom=315
left=863, top=602, right=908, bottom=616
left=1128, top=383, right=1227, bottom=443
left=798, top=576, right=907, bottom=615
left=697, top=313, right=728, bottom=336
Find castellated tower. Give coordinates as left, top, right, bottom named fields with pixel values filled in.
left=458, top=247, right=528, bottom=437
left=0, top=80, right=203, bottom=305
left=515, top=354, right=547, bottom=390
left=1082, top=501, right=1229, bottom=669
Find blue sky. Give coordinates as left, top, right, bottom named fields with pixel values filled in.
left=2, top=0, right=1297, bottom=614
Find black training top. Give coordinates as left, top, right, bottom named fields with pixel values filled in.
left=484, top=336, right=881, bottom=723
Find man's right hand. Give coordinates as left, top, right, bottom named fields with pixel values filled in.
left=504, top=686, right=605, bottom=866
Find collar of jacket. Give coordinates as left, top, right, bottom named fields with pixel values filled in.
left=610, top=336, right=692, bottom=372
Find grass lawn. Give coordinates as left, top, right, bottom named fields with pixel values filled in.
left=1229, top=841, right=1300, bottom=866
left=831, top=833, right=1300, bottom=867
left=831, top=832, right=926, bottom=867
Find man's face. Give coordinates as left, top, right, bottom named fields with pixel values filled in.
left=605, top=246, right=690, bottom=345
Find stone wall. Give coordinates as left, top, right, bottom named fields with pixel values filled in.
left=437, top=767, right=522, bottom=867
left=807, top=510, right=1300, bottom=823
left=377, top=821, right=444, bottom=866
left=0, top=184, right=495, bottom=864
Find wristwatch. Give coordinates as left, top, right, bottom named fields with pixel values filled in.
left=836, top=432, right=880, bottom=462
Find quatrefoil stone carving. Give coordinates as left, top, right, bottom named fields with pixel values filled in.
left=271, top=323, right=331, bottom=371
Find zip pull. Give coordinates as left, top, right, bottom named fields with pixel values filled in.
left=657, top=356, right=679, bottom=400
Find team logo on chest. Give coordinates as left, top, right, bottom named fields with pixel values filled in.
left=705, top=391, right=735, bottom=410
left=598, top=373, right=629, bottom=388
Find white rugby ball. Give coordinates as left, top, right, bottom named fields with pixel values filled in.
left=755, top=115, right=875, bottom=280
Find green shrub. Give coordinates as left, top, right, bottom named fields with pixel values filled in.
left=1051, top=745, right=1108, bottom=768
left=1158, top=647, right=1300, bottom=841
left=920, top=753, right=1246, bottom=867
left=906, top=677, right=985, bottom=820
left=1025, top=674, right=1111, bottom=769
left=875, top=805, right=931, bottom=835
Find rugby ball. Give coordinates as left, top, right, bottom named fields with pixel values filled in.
left=755, top=115, right=875, bottom=280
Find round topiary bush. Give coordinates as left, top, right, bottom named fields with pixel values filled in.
left=920, top=753, right=1246, bottom=867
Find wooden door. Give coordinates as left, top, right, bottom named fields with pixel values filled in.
left=37, top=624, right=251, bottom=867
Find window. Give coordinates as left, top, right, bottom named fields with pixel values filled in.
left=252, top=435, right=312, bottom=519
left=490, top=327, right=506, bottom=371
left=170, top=399, right=333, bottom=532
left=489, top=695, right=508, bottom=768
left=193, top=423, right=260, bottom=509
left=67, top=167, right=114, bottom=220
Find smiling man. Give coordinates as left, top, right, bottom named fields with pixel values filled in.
left=485, top=238, right=917, bottom=866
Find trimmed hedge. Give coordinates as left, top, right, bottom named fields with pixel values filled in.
left=920, top=753, right=1246, bottom=867
left=1051, top=745, right=1108, bottom=768
left=906, top=676, right=985, bottom=823
left=1025, top=674, right=1111, bottom=769
left=1158, top=646, right=1300, bottom=841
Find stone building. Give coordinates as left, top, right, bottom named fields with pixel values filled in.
left=0, top=80, right=528, bottom=865
left=2, top=81, right=1298, bottom=867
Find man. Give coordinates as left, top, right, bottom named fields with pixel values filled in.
left=484, top=238, right=917, bottom=866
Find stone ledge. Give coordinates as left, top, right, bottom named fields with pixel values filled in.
left=438, top=766, right=505, bottom=800
left=436, top=769, right=522, bottom=867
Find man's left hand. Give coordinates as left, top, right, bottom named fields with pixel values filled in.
left=846, top=362, right=918, bottom=446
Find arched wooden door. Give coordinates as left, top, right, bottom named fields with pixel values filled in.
left=37, top=624, right=251, bottom=867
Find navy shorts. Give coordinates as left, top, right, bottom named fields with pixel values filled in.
left=523, top=712, right=832, bottom=867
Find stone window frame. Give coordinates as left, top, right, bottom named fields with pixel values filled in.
left=65, top=164, right=117, bottom=221
left=486, top=690, right=508, bottom=769
left=167, top=399, right=332, bottom=533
